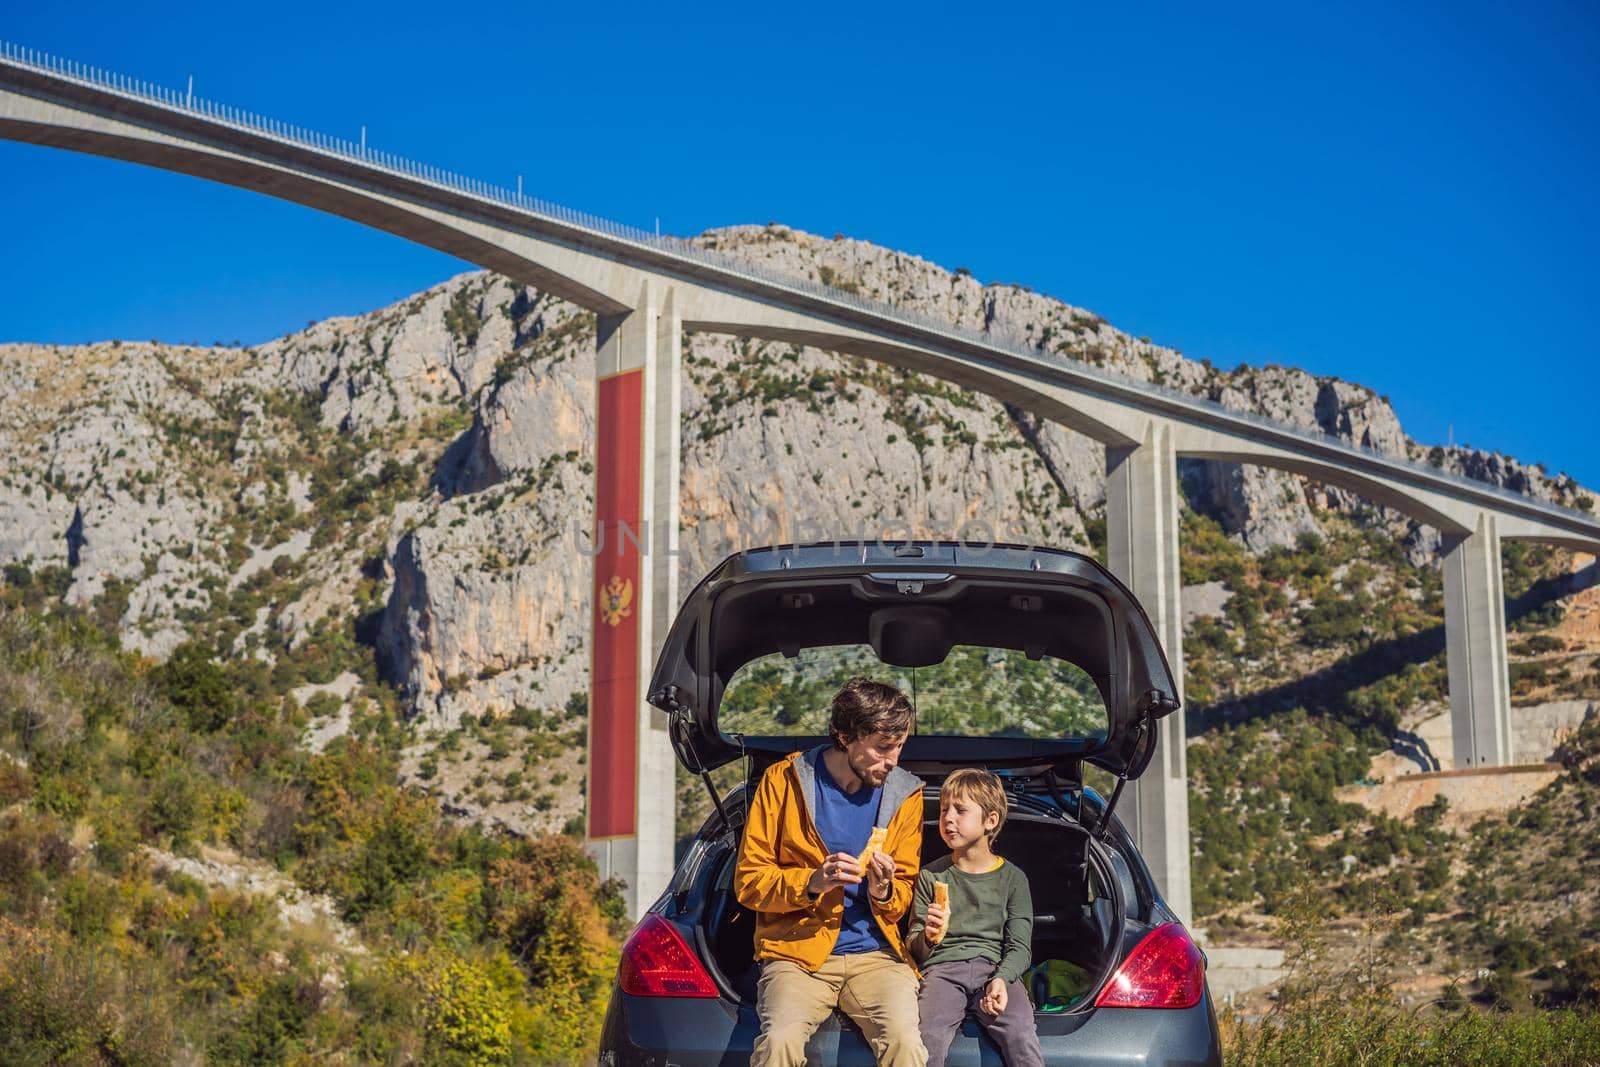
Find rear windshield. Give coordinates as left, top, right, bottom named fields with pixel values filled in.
left=719, top=645, right=1108, bottom=741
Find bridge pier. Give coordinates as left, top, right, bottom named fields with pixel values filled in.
left=1105, top=420, right=1192, bottom=926
left=1442, top=512, right=1512, bottom=768
left=586, top=282, right=682, bottom=918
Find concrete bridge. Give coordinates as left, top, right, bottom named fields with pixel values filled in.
left=4, top=42, right=1597, bottom=923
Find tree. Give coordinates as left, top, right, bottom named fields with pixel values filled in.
left=157, top=642, right=236, bottom=733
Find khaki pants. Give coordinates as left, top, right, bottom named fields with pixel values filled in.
left=751, top=950, right=928, bottom=1067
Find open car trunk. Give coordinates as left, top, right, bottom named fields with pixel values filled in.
left=653, top=542, right=1182, bottom=794
left=701, top=801, right=1123, bottom=1014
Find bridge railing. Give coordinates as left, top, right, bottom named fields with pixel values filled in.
left=1, top=40, right=1592, bottom=528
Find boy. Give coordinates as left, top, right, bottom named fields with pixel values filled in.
left=907, top=769, right=1043, bottom=1067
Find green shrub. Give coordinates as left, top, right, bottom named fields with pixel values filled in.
left=0, top=811, right=71, bottom=918
left=0, top=758, right=31, bottom=804
left=0, top=920, right=175, bottom=1065
left=59, top=872, right=119, bottom=942
left=1514, top=633, right=1566, bottom=655
left=158, top=642, right=237, bottom=733
left=1300, top=595, right=1369, bottom=647
left=145, top=766, right=208, bottom=845
left=1480, top=969, right=1530, bottom=1011
left=392, top=951, right=513, bottom=1066
left=340, top=793, right=436, bottom=922
left=208, top=972, right=315, bottom=1065
left=1560, top=946, right=1600, bottom=1007
left=1493, top=926, right=1544, bottom=972
left=1419, top=854, right=1452, bottom=891
left=304, top=690, right=343, bottom=719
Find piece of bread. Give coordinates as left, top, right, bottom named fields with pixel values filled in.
left=856, top=827, right=887, bottom=869
left=928, top=880, right=950, bottom=945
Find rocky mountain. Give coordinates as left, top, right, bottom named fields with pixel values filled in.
left=1, top=223, right=1593, bottom=836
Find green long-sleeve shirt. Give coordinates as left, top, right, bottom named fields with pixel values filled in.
left=907, top=855, right=1034, bottom=984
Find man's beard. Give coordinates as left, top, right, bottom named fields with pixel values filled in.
left=848, top=752, right=886, bottom=788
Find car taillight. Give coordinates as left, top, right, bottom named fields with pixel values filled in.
left=1093, top=922, right=1205, bottom=1009
left=618, top=915, right=720, bottom=998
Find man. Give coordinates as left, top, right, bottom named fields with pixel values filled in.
left=735, top=677, right=928, bottom=1067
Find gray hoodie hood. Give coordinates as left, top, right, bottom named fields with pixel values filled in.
left=791, top=743, right=925, bottom=835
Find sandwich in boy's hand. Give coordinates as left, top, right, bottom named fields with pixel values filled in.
left=928, top=880, right=950, bottom=945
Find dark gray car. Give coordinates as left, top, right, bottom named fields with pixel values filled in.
left=599, top=541, right=1222, bottom=1066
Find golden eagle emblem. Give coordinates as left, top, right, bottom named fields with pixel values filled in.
left=599, top=575, right=634, bottom=627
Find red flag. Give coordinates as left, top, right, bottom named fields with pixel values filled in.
left=588, top=369, right=644, bottom=839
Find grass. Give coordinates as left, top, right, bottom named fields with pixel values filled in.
left=1220, top=873, right=1600, bottom=1065
left=1222, top=1000, right=1600, bottom=1066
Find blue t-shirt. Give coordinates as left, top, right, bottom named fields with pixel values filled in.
left=813, top=749, right=890, bottom=955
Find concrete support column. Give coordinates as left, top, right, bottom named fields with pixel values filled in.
left=587, top=281, right=681, bottom=918
left=1105, top=420, right=1191, bottom=926
left=1442, top=512, right=1512, bottom=769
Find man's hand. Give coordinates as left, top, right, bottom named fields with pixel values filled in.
left=865, top=850, right=896, bottom=902
left=923, top=901, right=949, bottom=943
left=979, top=977, right=1007, bottom=1016
left=806, top=852, right=863, bottom=896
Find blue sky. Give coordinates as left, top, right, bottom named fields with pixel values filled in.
left=2, top=2, right=1596, bottom=487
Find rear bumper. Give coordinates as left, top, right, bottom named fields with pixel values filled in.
left=599, top=987, right=1222, bottom=1066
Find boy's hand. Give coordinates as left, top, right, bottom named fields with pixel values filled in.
left=979, top=977, right=1007, bottom=1016
left=866, top=851, right=896, bottom=901
left=807, top=852, right=862, bottom=896
left=923, top=902, right=949, bottom=943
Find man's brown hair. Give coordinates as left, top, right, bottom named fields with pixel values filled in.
left=828, top=678, right=915, bottom=750
left=940, top=768, right=1008, bottom=847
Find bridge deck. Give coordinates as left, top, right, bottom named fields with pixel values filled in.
left=2, top=40, right=1596, bottom=550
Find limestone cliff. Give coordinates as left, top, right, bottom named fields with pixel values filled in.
left=0, top=223, right=1592, bottom=833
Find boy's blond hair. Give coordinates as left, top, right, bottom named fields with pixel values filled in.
left=940, top=768, right=1008, bottom=847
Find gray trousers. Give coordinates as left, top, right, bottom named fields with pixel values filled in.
left=917, top=958, right=1044, bottom=1067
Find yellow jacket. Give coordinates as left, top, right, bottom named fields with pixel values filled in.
left=734, top=746, right=925, bottom=972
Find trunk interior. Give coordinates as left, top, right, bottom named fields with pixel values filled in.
left=702, top=799, right=1121, bottom=1012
